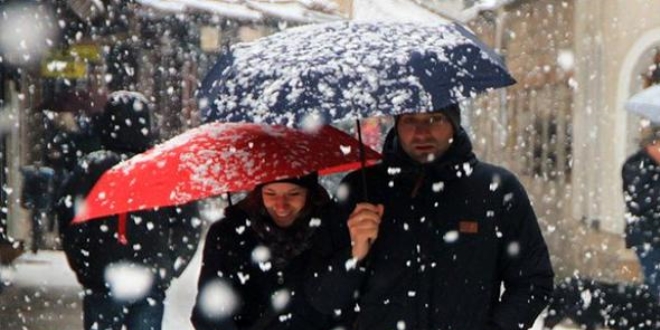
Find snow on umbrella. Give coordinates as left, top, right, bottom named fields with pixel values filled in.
left=625, top=84, right=660, bottom=123
left=72, top=122, right=381, bottom=223
left=198, top=21, right=515, bottom=127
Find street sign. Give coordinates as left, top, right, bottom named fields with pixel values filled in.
left=40, top=58, right=87, bottom=78
left=68, top=43, right=102, bottom=62
left=40, top=43, right=101, bottom=78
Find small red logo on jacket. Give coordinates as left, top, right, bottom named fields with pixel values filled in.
left=459, top=221, right=479, bottom=234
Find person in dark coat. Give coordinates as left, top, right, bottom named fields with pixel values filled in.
left=43, top=111, right=102, bottom=241
left=622, top=125, right=660, bottom=299
left=191, top=173, right=341, bottom=330
left=56, top=91, right=202, bottom=330
left=306, top=104, right=555, bottom=330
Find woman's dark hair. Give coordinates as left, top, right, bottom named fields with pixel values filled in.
left=237, top=182, right=329, bottom=225
left=639, top=125, right=660, bottom=148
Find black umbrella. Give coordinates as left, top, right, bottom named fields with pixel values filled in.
left=199, top=21, right=515, bottom=126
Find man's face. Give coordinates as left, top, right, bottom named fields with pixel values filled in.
left=396, top=112, right=455, bottom=163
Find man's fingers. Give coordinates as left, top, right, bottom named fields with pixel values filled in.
left=349, top=214, right=380, bottom=244
left=352, top=227, right=378, bottom=239
left=349, top=207, right=383, bottom=227
left=375, top=204, right=384, bottom=217
left=348, top=203, right=384, bottom=260
left=352, top=203, right=385, bottom=217
left=349, top=209, right=378, bottom=226
left=348, top=219, right=379, bottom=232
left=350, top=228, right=379, bottom=249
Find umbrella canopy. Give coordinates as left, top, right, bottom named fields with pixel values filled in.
left=73, top=122, right=381, bottom=223
left=199, top=21, right=515, bottom=127
left=625, top=84, right=660, bottom=123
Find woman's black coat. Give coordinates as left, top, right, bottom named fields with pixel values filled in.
left=622, top=149, right=660, bottom=248
left=306, top=128, right=554, bottom=330
left=191, top=191, right=339, bottom=330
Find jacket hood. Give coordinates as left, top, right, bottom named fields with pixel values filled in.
left=97, top=91, right=155, bottom=153
left=382, top=125, right=477, bottom=181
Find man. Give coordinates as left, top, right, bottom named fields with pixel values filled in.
left=307, top=104, right=554, bottom=330
left=57, top=91, right=202, bottom=330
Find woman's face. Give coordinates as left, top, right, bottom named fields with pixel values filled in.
left=261, top=182, right=309, bottom=228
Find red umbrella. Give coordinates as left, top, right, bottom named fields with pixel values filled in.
left=73, top=122, right=381, bottom=223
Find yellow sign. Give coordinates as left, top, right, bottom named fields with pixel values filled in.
left=41, top=58, right=87, bottom=78
left=68, top=44, right=102, bottom=62
left=40, top=43, right=101, bottom=78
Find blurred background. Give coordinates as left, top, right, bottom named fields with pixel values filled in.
left=1, top=0, right=659, bottom=310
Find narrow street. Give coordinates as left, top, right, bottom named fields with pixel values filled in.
left=0, top=248, right=573, bottom=330
left=0, top=249, right=200, bottom=330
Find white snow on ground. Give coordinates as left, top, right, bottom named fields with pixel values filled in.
left=1, top=249, right=576, bottom=330
left=5, top=251, right=80, bottom=289
left=162, top=248, right=203, bottom=329
left=1, top=249, right=203, bottom=329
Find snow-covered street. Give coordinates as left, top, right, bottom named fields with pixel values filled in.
left=1, top=248, right=574, bottom=330
left=0, top=249, right=201, bottom=330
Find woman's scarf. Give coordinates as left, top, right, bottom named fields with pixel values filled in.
left=238, top=187, right=329, bottom=270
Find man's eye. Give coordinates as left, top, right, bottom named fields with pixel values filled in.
left=430, top=116, right=445, bottom=123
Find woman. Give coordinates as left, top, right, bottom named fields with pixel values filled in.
left=191, top=172, right=338, bottom=330
left=622, top=125, right=660, bottom=299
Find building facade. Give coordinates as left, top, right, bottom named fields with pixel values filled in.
left=462, top=0, right=660, bottom=281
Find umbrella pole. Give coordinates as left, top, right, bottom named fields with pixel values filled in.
left=355, top=119, right=369, bottom=201
left=226, top=192, right=233, bottom=207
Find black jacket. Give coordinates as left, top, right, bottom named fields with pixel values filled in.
left=56, top=91, right=202, bottom=295
left=622, top=149, right=660, bottom=248
left=57, top=151, right=201, bottom=294
left=307, top=128, right=554, bottom=330
left=191, top=188, right=340, bottom=330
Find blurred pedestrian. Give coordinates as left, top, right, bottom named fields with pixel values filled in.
left=191, top=173, right=342, bottom=330
left=307, top=104, right=555, bottom=330
left=622, top=125, right=660, bottom=299
left=43, top=111, right=102, bottom=174
left=19, top=163, right=55, bottom=253
left=56, top=91, right=202, bottom=330
left=43, top=110, right=102, bottom=236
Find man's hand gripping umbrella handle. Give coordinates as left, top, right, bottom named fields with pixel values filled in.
left=348, top=203, right=384, bottom=261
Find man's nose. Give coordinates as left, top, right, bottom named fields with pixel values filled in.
left=413, top=123, right=432, bottom=135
